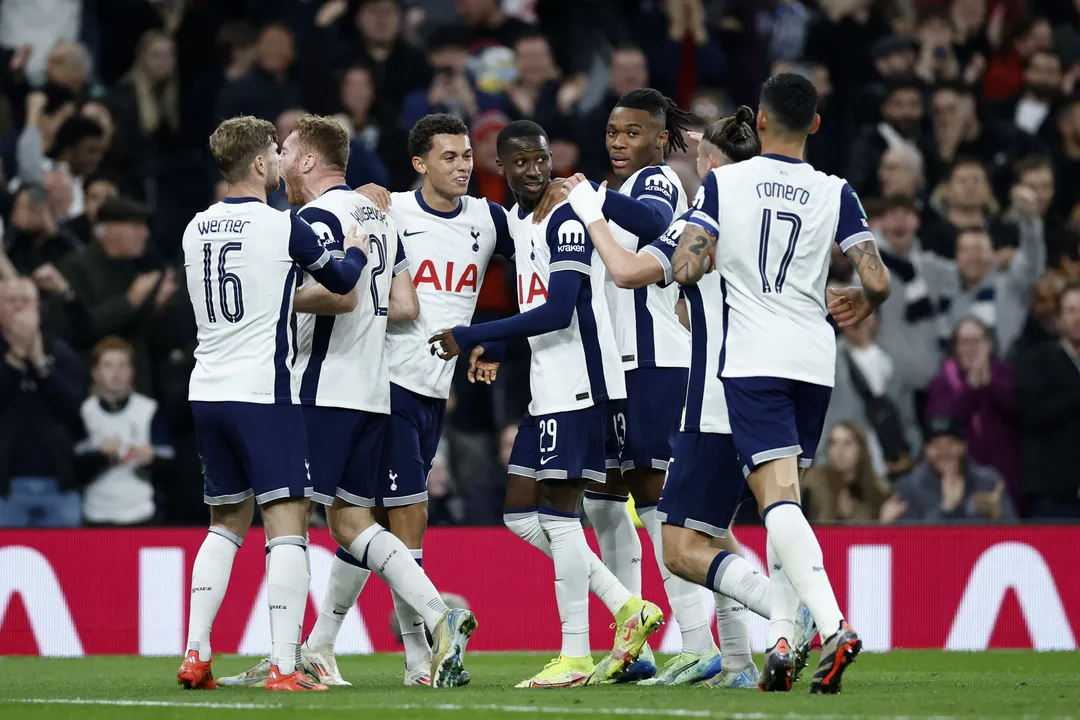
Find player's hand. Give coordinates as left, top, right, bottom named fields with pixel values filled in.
left=826, top=286, right=873, bottom=328
left=343, top=224, right=370, bottom=258
left=355, top=183, right=391, bottom=211
left=532, top=176, right=573, bottom=224
left=30, top=263, right=71, bottom=296
left=428, top=328, right=462, bottom=360
left=128, top=444, right=155, bottom=467
left=566, top=177, right=607, bottom=226
left=100, top=435, right=123, bottom=458
left=127, top=270, right=162, bottom=307
left=467, top=345, right=499, bottom=384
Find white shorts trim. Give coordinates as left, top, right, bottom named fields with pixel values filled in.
left=382, top=491, right=429, bottom=508
left=335, top=488, right=375, bottom=507
left=203, top=489, right=254, bottom=506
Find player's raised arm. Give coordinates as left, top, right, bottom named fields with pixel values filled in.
left=564, top=175, right=667, bottom=288
left=288, top=215, right=367, bottom=294
left=828, top=184, right=892, bottom=327
left=388, top=238, right=419, bottom=322
left=671, top=171, right=720, bottom=286
left=294, top=279, right=359, bottom=315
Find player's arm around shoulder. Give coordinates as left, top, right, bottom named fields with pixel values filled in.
left=671, top=170, right=720, bottom=286
left=294, top=277, right=359, bottom=315
left=564, top=174, right=664, bottom=288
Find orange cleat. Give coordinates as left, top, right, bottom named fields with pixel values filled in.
left=264, top=665, right=329, bottom=691
left=177, top=650, right=216, bottom=690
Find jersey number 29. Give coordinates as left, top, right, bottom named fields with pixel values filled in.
left=202, top=242, right=244, bottom=323
left=757, top=208, right=802, bottom=294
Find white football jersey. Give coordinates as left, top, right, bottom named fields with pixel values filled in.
left=385, top=190, right=512, bottom=399
left=184, top=198, right=329, bottom=404
left=687, top=155, right=874, bottom=387
left=607, top=164, right=690, bottom=370
left=292, top=186, right=402, bottom=414
left=646, top=219, right=730, bottom=433
left=508, top=202, right=626, bottom=416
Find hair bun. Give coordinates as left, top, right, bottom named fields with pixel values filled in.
left=734, top=105, right=754, bottom=125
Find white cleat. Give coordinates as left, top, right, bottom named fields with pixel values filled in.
left=701, top=662, right=760, bottom=689
left=404, top=664, right=432, bottom=687
left=217, top=657, right=272, bottom=687
left=301, top=643, right=352, bottom=687
left=792, top=604, right=818, bottom=683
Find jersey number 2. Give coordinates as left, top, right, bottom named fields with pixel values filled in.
left=202, top=242, right=244, bottom=323
left=757, top=208, right=802, bottom=294
left=368, top=234, right=388, bottom=317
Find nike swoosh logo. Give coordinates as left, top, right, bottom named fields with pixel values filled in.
left=332, top=609, right=347, bottom=615
left=412, top=621, right=424, bottom=627
left=402, top=230, right=425, bottom=237
left=539, top=455, right=558, bottom=465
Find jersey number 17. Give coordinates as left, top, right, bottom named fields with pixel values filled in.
left=756, top=208, right=802, bottom=295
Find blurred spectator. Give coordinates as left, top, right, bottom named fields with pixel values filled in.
left=74, top=336, right=173, bottom=526
left=920, top=158, right=1014, bottom=258
left=1051, top=95, right=1080, bottom=217
left=1009, top=270, right=1064, bottom=359
left=877, top=145, right=924, bottom=203
left=819, top=312, right=919, bottom=478
left=882, top=415, right=1017, bottom=523
left=986, top=49, right=1063, bottom=138
left=62, top=173, right=119, bottom=246
left=0, top=4, right=83, bottom=89
left=401, top=26, right=478, bottom=128
left=459, top=0, right=532, bottom=93
left=0, top=276, right=83, bottom=527
left=847, top=82, right=934, bottom=198
left=491, top=33, right=586, bottom=130
left=57, top=197, right=173, bottom=395
left=981, top=16, right=1053, bottom=102
left=1014, top=282, right=1080, bottom=519
left=925, top=317, right=1022, bottom=509
left=465, top=422, right=516, bottom=526
left=334, top=66, right=400, bottom=189
left=580, top=45, right=649, bottom=178
left=803, top=422, right=892, bottom=523
left=3, top=183, right=81, bottom=276
left=849, top=34, right=917, bottom=129
left=216, top=24, right=301, bottom=124
left=45, top=115, right=107, bottom=219
left=873, top=196, right=943, bottom=389
left=470, top=110, right=509, bottom=205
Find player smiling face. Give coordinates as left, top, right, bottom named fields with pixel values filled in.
left=606, top=106, right=666, bottom=179
left=497, top=133, right=552, bottom=205
left=418, top=133, right=473, bottom=200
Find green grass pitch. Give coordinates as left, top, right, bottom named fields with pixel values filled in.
left=1, top=651, right=1077, bottom=719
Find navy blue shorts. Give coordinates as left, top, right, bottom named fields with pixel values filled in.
left=193, top=401, right=311, bottom=506
left=303, top=406, right=387, bottom=507
left=657, top=431, right=750, bottom=537
left=508, top=404, right=610, bottom=483
left=375, top=383, right=447, bottom=508
left=621, top=367, right=687, bottom=473
left=722, top=376, right=832, bottom=473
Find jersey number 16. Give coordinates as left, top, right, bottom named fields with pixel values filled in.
left=202, top=241, right=244, bottom=323
left=757, top=208, right=802, bottom=295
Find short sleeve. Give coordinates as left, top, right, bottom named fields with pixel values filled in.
left=641, top=215, right=688, bottom=287
left=631, top=166, right=679, bottom=215
left=487, top=199, right=515, bottom=259
left=392, top=237, right=409, bottom=276
left=546, top=204, right=592, bottom=275
left=685, top=171, right=720, bottom=237
left=288, top=213, right=334, bottom=272
left=835, top=183, right=875, bottom=252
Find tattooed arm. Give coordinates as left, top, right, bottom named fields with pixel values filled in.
left=848, top=239, right=892, bottom=307
left=671, top=224, right=718, bottom=286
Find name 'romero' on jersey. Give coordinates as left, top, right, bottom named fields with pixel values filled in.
left=607, top=164, right=690, bottom=370
left=508, top=202, right=625, bottom=416
left=385, top=189, right=512, bottom=400
left=686, top=155, right=874, bottom=387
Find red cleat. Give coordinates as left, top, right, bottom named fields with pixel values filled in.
left=177, top=650, right=216, bottom=690
left=265, top=665, right=329, bottom=691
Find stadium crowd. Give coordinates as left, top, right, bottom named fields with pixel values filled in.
left=0, top=0, right=1078, bottom=528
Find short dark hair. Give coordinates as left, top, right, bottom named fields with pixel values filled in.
left=701, top=105, right=759, bottom=163
left=408, top=113, right=469, bottom=158
left=426, top=25, right=471, bottom=53
left=760, top=73, right=818, bottom=135
left=1014, top=154, right=1053, bottom=178
left=52, top=116, right=105, bottom=156
left=933, top=79, right=974, bottom=98
left=614, top=88, right=695, bottom=154
left=496, top=119, right=548, bottom=158
left=882, top=194, right=919, bottom=214
left=884, top=79, right=923, bottom=100
left=950, top=155, right=988, bottom=176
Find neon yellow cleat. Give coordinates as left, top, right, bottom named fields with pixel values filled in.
left=586, top=598, right=664, bottom=685
left=515, top=655, right=595, bottom=688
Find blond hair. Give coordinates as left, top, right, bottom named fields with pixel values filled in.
left=290, top=114, right=350, bottom=173
left=209, top=116, right=277, bottom=183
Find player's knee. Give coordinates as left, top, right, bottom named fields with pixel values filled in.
left=387, top=502, right=428, bottom=548
left=660, top=525, right=693, bottom=578
left=209, top=497, right=255, bottom=539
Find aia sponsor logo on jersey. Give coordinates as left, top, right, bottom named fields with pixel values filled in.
left=518, top=273, right=548, bottom=304
left=413, top=259, right=479, bottom=294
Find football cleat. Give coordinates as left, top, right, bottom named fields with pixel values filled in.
left=430, top=608, right=477, bottom=688
left=620, top=643, right=658, bottom=683
left=792, top=604, right=818, bottom=683
left=301, top=643, right=351, bottom=687
left=516, top=655, right=594, bottom=688
left=586, top=598, right=664, bottom=685
left=638, top=649, right=724, bottom=686
left=216, top=657, right=271, bottom=687
left=758, top=638, right=795, bottom=692
left=809, top=622, right=861, bottom=694
left=701, top=662, right=759, bottom=689
left=177, top=650, right=216, bottom=690
left=264, top=665, right=328, bottom=691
